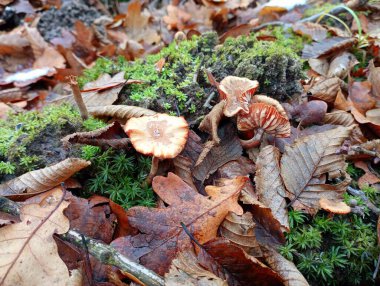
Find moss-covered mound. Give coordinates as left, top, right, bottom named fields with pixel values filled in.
left=79, top=28, right=305, bottom=120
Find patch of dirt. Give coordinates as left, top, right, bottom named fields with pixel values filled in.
left=37, top=1, right=101, bottom=41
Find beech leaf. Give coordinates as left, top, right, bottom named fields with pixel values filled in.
left=281, top=126, right=353, bottom=214
left=112, top=173, right=247, bottom=275
left=198, top=238, right=284, bottom=286
left=0, top=158, right=91, bottom=200
left=307, top=77, right=342, bottom=104
left=88, top=105, right=156, bottom=123
left=302, top=37, right=357, bottom=59
left=165, top=250, right=227, bottom=286
left=323, top=111, right=355, bottom=127
left=62, top=121, right=130, bottom=149
left=0, top=190, right=70, bottom=286
left=262, top=247, right=309, bottom=286
left=255, top=145, right=289, bottom=232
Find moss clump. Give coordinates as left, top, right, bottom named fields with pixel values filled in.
left=78, top=147, right=156, bottom=209
left=281, top=206, right=380, bottom=285
left=0, top=104, right=83, bottom=181
left=79, top=28, right=304, bottom=117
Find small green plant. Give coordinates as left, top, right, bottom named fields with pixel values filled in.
left=282, top=209, right=380, bottom=285
left=80, top=148, right=156, bottom=209
left=0, top=161, right=16, bottom=175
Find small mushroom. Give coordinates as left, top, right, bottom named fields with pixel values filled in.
left=124, top=113, right=189, bottom=184
left=218, top=76, right=259, bottom=117
left=237, top=102, right=291, bottom=148
left=319, top=198, right=351, bottom=214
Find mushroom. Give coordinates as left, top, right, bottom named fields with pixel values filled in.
left=124, top=113, right=189, bottom=184
left=237, top=102, right=291, bottom=148
left=218, top=76, right=259, bottom=117
left=319, top=198, right=351, bottom=214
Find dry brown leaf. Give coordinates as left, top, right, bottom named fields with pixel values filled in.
left=124, top=0, right=160, bottom=45
left=262, top=247, right=309, bottom=286
left=0, top=158, right=90, bottom=200
left=293, top=22, right=328, bottom=41
left=62, top=121, right=130, bottom=149
left=33, top=46, right=66, bottom=69
left=193, top=124, right=242, bottom=183
left=348, top=81, right=376, bottom=115
left=219, top=24, right=253, bottom=43
left=293, top=100, right=328, bottom=127
left=220, top=212, right=263, bottom=257
left=198, top=238, right=284, bottom=286
left=368, top=59, right=380, bottom=98
left=308, top=58, right=329, bottom=76
left=88, top=105, right=156, bottom=124
left=327, top=52, right=358, bottom=79
left=112, top=173, right=246, bottom=275
left=24, top=26, right=49, bottom=59
left=302, top=37, right=357, bottom=59
left=255, top=145, right=289, bottom=232
left=354, top=161, right=380, bottom=189
left=198, top=100, right=226, bottom=144
left=307, top=77, right=342, bottom=104
left=323, top=110, right=355, bottom=127
left=164, top=4, right=193, bottom=31
left=0, top=189, right=70, bottom=286
left=334, top=88, right=351, bottom=111
left=165, top=250, right=227, bottom=286
left=281, top=126, right=353, bottom=214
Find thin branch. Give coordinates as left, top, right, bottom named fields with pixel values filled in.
left=347, top=186, right=380, bottom=215
left=60, top=230, right=165, bottom=286
left=67, top=76, right=89, bottom=120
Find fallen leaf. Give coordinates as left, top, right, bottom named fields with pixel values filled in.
left=307, top=77, right=342, bottom=104
left=112, top=173, right=247, bottom=275
left=255, top=145, right=289, bottom=232
left=165, top=250, right=227, bottom=286
left=0, top=158, right=90, bottom=200
left=198, top=238, right=284, bottom=286
left=348, top=81, right=376, bottom=115
left=308, top=58, right=329, bottom=76
left=368, top=59, right=380, bottom=98
left=163, top=4, right=193, bottom=31
left=0, top=87, right=26, bottom=103
left=62, top=121, right=130, bottom=149
left=220, top=212, right=263, bottom=257
left=323, top=110, right=355, bottom=127
left=155, top=57, right=166, bottom=73
left=262, top=247, right=309, bottom=286
left=354, top=161, right=380, bottom=189
left=327, top=52, right=358, bottom=79
left=33, top=46, right=66, bottom=69
left=88, top=105, right=156, bottom=124
left=64, top=195, right=116, bottom=243
left=281, top=126, right=353, bottom=214
left=302, top=37, right=357, bottom=59
left=193, top=123, right=243, bottom=183
left=0, top=67, right=56, bottom=87
left=219, top=24, right=253, bottom=43
left=334, top=88, right=351, bottom=111
left=0, top=189, right=70, bottom=286
left=293, top=22, right=328, bottom=41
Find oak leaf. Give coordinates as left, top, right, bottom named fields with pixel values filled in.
left=0, top=158, right=90, bottom=200
left=281, top=126, right=353, bottom=214
left=111, top=173, right=247, bottom=275
left=0, top=189, right=70, bottom=286
left=255, top=145, right=289, bottom=232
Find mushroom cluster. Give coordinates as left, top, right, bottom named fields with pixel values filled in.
left=202, top=74, right=291, bottom=148
left=124, top=113, right=189, bottom=185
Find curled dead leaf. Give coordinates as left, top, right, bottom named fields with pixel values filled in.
left=0, top=158, right=90, bottom=200
left=323, top=110, right=355, bottom=127
left=302, top=37, right=357, bottom=59
left=88, top=105, right=156, bottom=124
left=306, top=77, right=343, bottom=104
left=327, top=52, right=358, bottom=79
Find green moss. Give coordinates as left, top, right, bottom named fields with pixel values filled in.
left=281, top=209, right=380, bottom=285
left=79, top=29, right=304, bottom=116
left=79, top=148, right=155, bottom=209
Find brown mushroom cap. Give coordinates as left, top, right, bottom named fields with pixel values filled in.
left=219, top=76, right=259, bottom=117
left=237, top=102, right=291, bottom=137
left=124, top=113, right=189, bottom=159
left=319, top=198, right=351, bottom=214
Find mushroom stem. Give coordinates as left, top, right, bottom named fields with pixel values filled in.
left=68, top=75, right=88, bottom=120
left=239, top=128, right=264, bottom=149
left=146, top=156, right=160, bottom=185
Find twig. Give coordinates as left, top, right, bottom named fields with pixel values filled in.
left=60, top=230, right=165, bottom=286
left=347, top=186, right=380, bottom=215
left=203, top=91, right=215, bottom=109
left=67, top=76, right=89, bottom=120
left=374, top=253, right=380, bottom=280
left=350, top=146, right=380, bottom=159
left=193, top=55, right=204, bottom=84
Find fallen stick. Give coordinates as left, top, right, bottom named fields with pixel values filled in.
left=347, top=186, right=380, bottom=215
left=60, top=230, right=165, bottom=286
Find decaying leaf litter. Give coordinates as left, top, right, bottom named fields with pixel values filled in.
left=1, top=0, right=380, bottom=285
